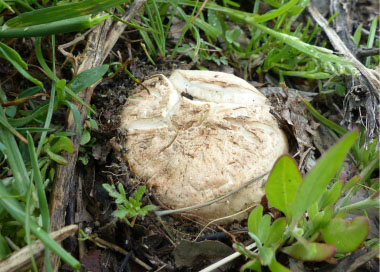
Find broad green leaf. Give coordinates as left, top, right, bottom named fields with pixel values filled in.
left=257, top=214, right=271, bottom=244
left=265, top=218, right=286, bottom=247
left=248, top=205, right=264, bottom=240
left=281, top=241, right=336, bottom=261
left=268, top=258, right=291, bottom=272
left=291, top=131, right=358, bottom=220
left=50, top=136, right=74, bottom=154
left=319, top=181, right=343, bottom=209
left=258, top=246, right=274, bottom=266
left=266, top=155, right=302, bottom=218
left=321, top=217, right=369, bottom=253
left=70, top=65, right=109, bottom=94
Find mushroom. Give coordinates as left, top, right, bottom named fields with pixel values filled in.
left=119, top=70, right=288, bottom=222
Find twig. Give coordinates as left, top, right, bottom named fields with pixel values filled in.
left=0, top=225, right=78, bottom=272
left=199, top=243, right=257, bottom=272
left=91, top=236, right=152, bottom=271
left=356, top=48, right=380, bottom=58
left=154, top=171, right=269, bottom=216
left=307, top=4, right=380, bottom=99
left=1, top=93, right=50, bottom=107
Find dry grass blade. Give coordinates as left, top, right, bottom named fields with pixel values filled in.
left=307, top=5, right=380, bottom=98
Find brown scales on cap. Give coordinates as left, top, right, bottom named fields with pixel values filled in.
left=120, top=70, right=288, bottom=223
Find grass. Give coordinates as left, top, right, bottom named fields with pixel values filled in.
left=0, top=0, right=378, bottom=270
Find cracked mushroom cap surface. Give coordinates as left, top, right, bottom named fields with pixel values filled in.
left=120, top=70, right=288, bottom=222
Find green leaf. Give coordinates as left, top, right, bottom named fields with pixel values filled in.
left=352, top=24, right=362, bottom=46
left=0, top=233, right=11, bottom=260
left=319, top=181, right=343, bottom=209
left=240, top=259, right=262, bottom=272
left=305, top=206, right=333, bottom=238
left=61, top=100, right=82, bottom=135
left=0, top=42, right=43, bottom=87
left=300, top=96, right=347, bottom=136
left=258, top=215, right=271, bottom=245
left=70, top=65, right=109, bottom=94
left=50, top=136, right=74, bottom=154
left=5, top=0, right=129, bottom=28
left=80, top=129, right=91, bottom=145
left=291, top=131, right=358, bottom=220
left=268, top=258, right=291, bottom=272
left=266, top=155, right=302, bottom=219
left=281, top=241, right=336, bottom=261
left=258, top=246, right=275, bottom=266
left=365, top=15, right=378, bottom=67
left=321, top=216, right=369, bottom=253
left=0, top=42, right=27, bottom=69
left=265, top=218, right=287, bottom=247
left=134, top=186, right=146, bottom=202
left=248, top=205, right=264, bottom=242
left=0, top=183, right=80, bottom=269
left=45, top=149, right=68, bottom=165
left=207, top=9, right=222, bottom=37
left=343, top=175, right=361, bottom=193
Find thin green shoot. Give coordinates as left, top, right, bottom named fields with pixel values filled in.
left=365, top=15, right=378, bottom=67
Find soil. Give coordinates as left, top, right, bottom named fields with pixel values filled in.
left=0, top=1, right=379, bottom=271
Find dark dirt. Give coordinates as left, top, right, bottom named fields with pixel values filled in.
left=0, top=1, right=379, bottom=271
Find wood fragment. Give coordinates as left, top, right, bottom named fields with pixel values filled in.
left=0, top=225, right=78, bottom=272
left=48, top=1, right=147, bottom=270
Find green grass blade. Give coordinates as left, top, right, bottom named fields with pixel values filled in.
left=299, top=96, right=347, bottom=135
left=0, top=183, right=80, bottom=269
left=25, top=176, right=39, bottom=272
left=252, top=23, right=353, bottom=65
left=37, top=36, right=56, bottom=157
left=8, top=104, right=49, bottom=127
left=27, top=132, right=53, bottom=271
left=0, top=15, right=110, bottom=38
left=0, top=106, right=28, bottom=195
left=35, top=37, right=95, bottom=114
left=0, top=43, right=43, bottom=87
left=5, top=0, right=129, bottom=28
left=365, top=15, right=378, bottom=67
left=27, top=133, right=50, bottom=230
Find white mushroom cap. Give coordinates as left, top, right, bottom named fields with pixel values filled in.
left=120, top=70, right=288, bottom=222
